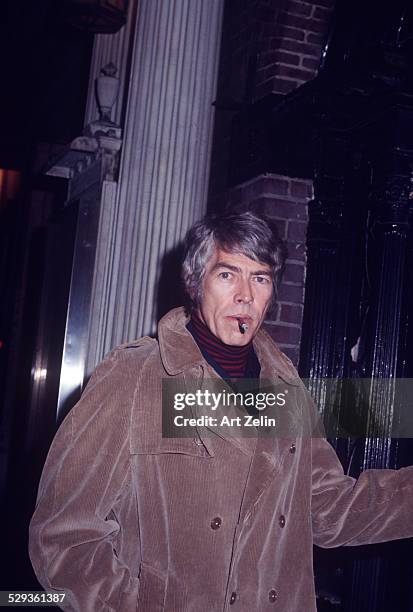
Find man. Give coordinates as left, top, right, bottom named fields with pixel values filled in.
left=29, top=211, right=413, bottom=612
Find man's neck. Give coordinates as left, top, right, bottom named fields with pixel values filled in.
left=186, top=311, right=257, bottom=379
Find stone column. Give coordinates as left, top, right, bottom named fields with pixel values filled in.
left=85, top=0, right=224, bottom=373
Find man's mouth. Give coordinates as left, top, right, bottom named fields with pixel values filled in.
left=226, top=315, right=253, bottom=335
left=237, top=319, right=249, bottom=334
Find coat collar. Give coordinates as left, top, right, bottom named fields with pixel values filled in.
left=158, top=307, right=205, bottom=375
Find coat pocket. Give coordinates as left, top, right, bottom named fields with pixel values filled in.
left=137, top=562, right=167, bottom=612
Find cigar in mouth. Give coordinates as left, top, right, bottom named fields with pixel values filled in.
left=237, top=318, right=249, bottom=334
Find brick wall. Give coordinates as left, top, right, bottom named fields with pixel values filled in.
left=255, top=0, right=335, bottom=97
left=216, top=0, right=334, bottom=104
left=209, top=0, right=335, bottom=365
left=209, top=0, right=335, bottom=196
left=226, top=174, right=312, bottom=364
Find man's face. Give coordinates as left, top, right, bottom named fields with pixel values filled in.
left=197, top=247, right=273, bottom=346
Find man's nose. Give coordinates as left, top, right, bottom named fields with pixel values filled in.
left=234, top=279, right=253, bottom=304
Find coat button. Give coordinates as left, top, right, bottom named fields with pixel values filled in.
left=210, top=516, right=222, bottom=530
left=229, top=592, right=237, bottom=604
left=289, top=442, right=296, bottom=454
left=269, top=589, right=278, bottom=603
left=278, top=515, right=286, bottom=528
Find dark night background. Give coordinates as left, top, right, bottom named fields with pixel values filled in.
left=0, top=0, right=94, bottom=600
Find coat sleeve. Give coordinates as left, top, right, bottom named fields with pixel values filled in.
left=29, top=347, right=146, bottom=612
left=311, top=436, right=413, bottom=548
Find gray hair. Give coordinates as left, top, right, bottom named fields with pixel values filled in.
left=182, top=210, right=286, bottom=309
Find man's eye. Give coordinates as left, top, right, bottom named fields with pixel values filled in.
left=218, top=271, right=232, bottom=280
left=254, top=276, right=269, bottom=284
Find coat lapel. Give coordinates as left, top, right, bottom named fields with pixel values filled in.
left=157, top=308, right=302, bottom=487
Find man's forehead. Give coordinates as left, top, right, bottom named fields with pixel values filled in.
left=205, top=246, right=271, bottom=271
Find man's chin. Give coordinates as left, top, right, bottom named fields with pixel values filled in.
left=220, top=331, right=252, bottom=347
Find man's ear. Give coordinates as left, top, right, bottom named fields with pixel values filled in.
left=184, top=286, right=199, bottom=315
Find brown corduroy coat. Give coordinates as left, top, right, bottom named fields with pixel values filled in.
left=29, top=307, right=413, bottom=611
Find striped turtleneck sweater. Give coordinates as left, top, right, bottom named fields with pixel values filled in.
left=186, top=310, right=260, bottom=380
